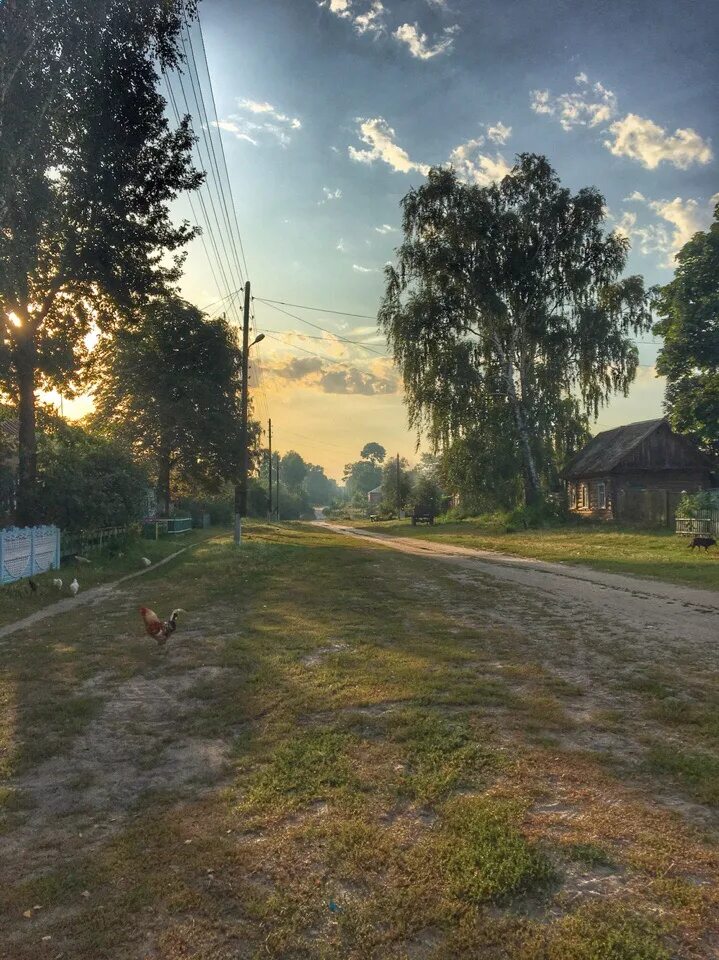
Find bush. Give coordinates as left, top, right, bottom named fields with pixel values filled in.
left=505, top=496, right=568, bottom=531
left=177, top=489, right=234, bottom=526
left=35, top=424, right=149, bottom=532
left=676, top=490, right=715, bottom=518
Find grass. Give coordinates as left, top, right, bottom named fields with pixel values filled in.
left=0, top=526, right=218, bottom=629
left=0, top=522, right=717, bottom=958
left=342, top=517, right=719, bottom=590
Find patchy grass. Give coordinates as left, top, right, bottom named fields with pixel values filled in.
left=433, top=794, right=554, bottom=903
left=645, top=744, right=719, bottom=806
left=0, top=522, right=717, bottom=958
left=0, top=527, right=218, bottom=629
left=343, top=517, right=719, bottom=590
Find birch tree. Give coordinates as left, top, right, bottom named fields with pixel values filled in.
left=380, top=155, right=652, bottom=505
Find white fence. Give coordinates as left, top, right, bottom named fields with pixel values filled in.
left=676, top=511, right=719, bottom=537
left=0, top=525, right=61, bottom=585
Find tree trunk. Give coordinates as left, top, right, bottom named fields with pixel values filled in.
left=156, top=452, right=172, bottom=518
left=15, top=333, right=38, bottom=526
left=495, top=338, right=542, bottom=507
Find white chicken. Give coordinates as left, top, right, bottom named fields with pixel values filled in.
left=141, top=557, right=152, bottom=568
left=52, top=578, right=63, bottom=590
left=70, top=578, right=79, bottom=597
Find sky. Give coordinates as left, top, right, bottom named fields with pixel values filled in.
left=61, top=0, right=719, bottom=480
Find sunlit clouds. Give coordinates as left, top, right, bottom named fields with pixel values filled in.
left=214, top=98, right=301, bottom=147
left=531, top=74, right=712, bottom=170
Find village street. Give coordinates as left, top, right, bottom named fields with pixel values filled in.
left=321, top=522, right=719, bottom=647
left=2, top=525, right=719, bottom=958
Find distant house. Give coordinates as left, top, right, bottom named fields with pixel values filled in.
left=560, top=418, right=714, bottom=526
left=367, top=485, right=383, bottom=507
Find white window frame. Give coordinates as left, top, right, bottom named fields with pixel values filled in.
left=596, top=481, right=607, bottom=509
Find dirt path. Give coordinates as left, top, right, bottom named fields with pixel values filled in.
left=320, top=523, right=719, bottom=646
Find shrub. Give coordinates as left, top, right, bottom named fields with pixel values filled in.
left=35, top=424, right=149, bottom=531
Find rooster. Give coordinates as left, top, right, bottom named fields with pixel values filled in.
left=140, top=606, right=185, bottom=647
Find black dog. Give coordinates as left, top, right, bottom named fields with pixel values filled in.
left=689, top=536, right=716, bottom=551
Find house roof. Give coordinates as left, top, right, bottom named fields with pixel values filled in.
left=560, top=418, right=667, bottom=480
left=368, top=485, right=383, bottom=494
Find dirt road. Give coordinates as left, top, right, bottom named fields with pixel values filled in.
left=320, top=522, right=719, bottom=647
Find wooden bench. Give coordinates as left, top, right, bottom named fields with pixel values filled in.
left=411, top=512, right=435, bottom=526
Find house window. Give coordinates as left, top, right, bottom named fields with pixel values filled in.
left=596, top=482, right=607, bottom=509
left=569, top=484, right=577, bottom=509
left=578, top=483, right=588, bottom=509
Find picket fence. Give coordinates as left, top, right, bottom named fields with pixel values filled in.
left=0, top=525, right=61, bottom=585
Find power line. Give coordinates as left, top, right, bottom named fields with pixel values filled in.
left=196, top=16, right=250, bottom=283
left=255, top=298, right=386, bottom=355
left=180, top=22, right=245, bottom=293
left=255, top=296, right=377, bottom=321
left=262, top=333, right=365, bottom=371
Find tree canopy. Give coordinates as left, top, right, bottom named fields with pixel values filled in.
left=360, top=442, right=386, bottom=464
left=380, top=155, right=651, bottom=505
left=0, top=0, right=201, bottom=522
left=654, top=202, right=719, bottom=458
left=90, top=297, right=249, bottom=516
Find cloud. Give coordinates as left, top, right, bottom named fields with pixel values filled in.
left=354, top=0, right=385, bottom=34
left=613, top=192, right=716, bottom=266
left=604, top=114, right=713, bottom=170
left=318, top=0, right=385, bottom=36
left=213, top=120, right=258, bottom=146
left=486, top=121, right=512, bottom=145
left=623, top=190, right=646, bottom=202
left=375, top=223, right=398, bottom=234
left=320, top=186, right=343, bottom=203
left=352, top=263, right=375, bottom=273
left=348, top=118, right=511, bottom=187
left=215, top=98, right=301, bottom=147
left=531, top=76, right=712, bottom=170
left=393, top=22, right=459, bottom=59
left=649, top=197, right=708, bottom=258
left=236, top=99, right=301, bottom=129
left=449, top=139, right=511, bottom=185
left=266, top=351, right=398, bottom=396
left=348, top=117, right=430, bottom=174
left=530, top=76, right=617, bottom=130
left=318, top=0, right=352, bottom=17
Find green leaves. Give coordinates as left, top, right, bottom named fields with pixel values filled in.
left=654, top=204, right=719, bottom=457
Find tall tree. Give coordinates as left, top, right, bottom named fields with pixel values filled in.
left=280, top=451, right=308, bottom=492
left=360, top=442, right=386, bottom=465
left=380, top=155, right=651, bottom=505
left=91, top=297, right=250, bottom=516
left=0, top=0, right=201, bottom=522
left=654, top=203, right=719, bottom=458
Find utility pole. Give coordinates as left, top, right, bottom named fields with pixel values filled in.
left=267, top=419, right=272, bottom=522
left=234, top=281, right=264, bottom=545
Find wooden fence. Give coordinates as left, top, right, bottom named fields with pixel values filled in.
left=675, top=511, right=719, bottom=537
left=0, top=525, right=61, bottom=585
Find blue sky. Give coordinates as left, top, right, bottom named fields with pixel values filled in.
left=167, top=0, right=718, bottom=478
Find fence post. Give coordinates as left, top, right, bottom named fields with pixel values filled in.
left=55, top=527, right=61, bottom=571
left=0, top=529, right=4, bottom=586
left=29, top=526, right=35, bottom=577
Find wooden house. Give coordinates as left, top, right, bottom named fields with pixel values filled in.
left=367, top=485, right=383, bottom=507
left=560, top=419, right=714, bottom=526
